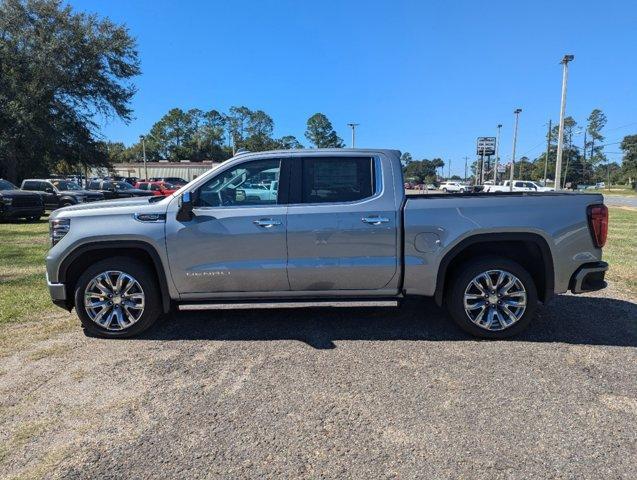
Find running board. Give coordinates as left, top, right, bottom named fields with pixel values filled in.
left=178, top=300, right=399, bottom=311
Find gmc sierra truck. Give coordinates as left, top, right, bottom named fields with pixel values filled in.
left=45, top=149, right=609, bottom=339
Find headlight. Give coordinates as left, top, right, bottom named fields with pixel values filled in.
left=50, top=218, right=70, bottom=246
left=1, top=197, right=12, bottom=205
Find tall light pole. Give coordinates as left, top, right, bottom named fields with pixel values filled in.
left=493, top=124, right=502, bottom=183
left=139, top=135, right=148, bottom=181
left=509, top=109, right=522, bottom=191
left=554, top=54, right=574, bottom=191
left=347, top=123, right=359, bottom=148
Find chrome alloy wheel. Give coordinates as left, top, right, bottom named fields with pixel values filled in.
left=463, top=269, right=527, bottom=331
left=84, top=271, right=145, bottom=331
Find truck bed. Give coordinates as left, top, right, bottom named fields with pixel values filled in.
left=401, top=192, right=604, bottom=298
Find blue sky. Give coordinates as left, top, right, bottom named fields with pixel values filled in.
left=73, top=0, right=636, bottom=177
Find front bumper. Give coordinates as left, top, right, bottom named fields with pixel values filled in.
left=569, top=261, right=608, bottom=294
left=46, top=272, right=69, bottom=310
left=0, top=206, right=45, bottom=219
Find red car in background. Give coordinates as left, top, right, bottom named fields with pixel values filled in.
left=134, top=181, right=178, bottom=196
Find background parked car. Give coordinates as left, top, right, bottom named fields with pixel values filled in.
left=134, top=181, right=178, bottom=196
left=86, top=180, right=153, bottom=199
left=21, top=179, right=104, bottom=210
left=439, top=181, right=469, bottom=193
left=0, top=179, right=45, bottom=221
left=149, top=177, right=188, bottom=187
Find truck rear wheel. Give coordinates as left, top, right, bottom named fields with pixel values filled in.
left=445, top=256, right=538, bottom=338
left=74, top=257, right=161, bottom=338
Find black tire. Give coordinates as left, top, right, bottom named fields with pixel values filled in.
left=442, top=188, right=448, bottom=193
left=459, top=188, right=465, bottom=193
left=74, top=257, right=162, bottom=338
left=445, top=256, right=538, bottom=339
left=60, top=201, right=74, bottom=208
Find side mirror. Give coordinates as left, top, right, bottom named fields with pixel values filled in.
left=45, top=187, right=55, bottom=194
left=176, top=190, right=195, bottom=221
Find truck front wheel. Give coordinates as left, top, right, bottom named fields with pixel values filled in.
left=74, top=257, right=162, bottom=338
left=445, top=256, right=538, bottom=338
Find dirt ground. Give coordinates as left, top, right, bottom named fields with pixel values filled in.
left=1, top=285, right=636, bottom=479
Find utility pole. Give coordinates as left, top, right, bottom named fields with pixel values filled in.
left=543, top=120, right=552, bottom=186
left=582, top=130, right=587, bottom=181
left=347, top=123, right=359, bottom=148
left=463, top=156, right=469, bottom=182
left=509, top=108, right=522, bottom=191
left=448, top=159, right=451, bottom=179
left=493, top=124, right=502, bottom=183
left=140, top=135, right=148, bottom=181
left=555, top=54, right=574, bottom=191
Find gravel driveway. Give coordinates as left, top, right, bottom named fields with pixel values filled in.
left=1, top=286, right=636, bottom=479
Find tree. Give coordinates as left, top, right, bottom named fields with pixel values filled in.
left=403, top=159, right=444, bottom=184
left=0, top=0, right=140, bottom=182
left=103, top=142, right=128, bottom=163
left=226, top=106, right=252, bottom=149
left=620, top=134, right=637, bottom=187
left=586, top=109, right=607, bottom=165
left=400, top=152, right=413, bottom=166
left=147, top=108, right=198, bottom=160
left=304, top=113, right=344, bottom=148
left=277, top=136, right=304, bottom=149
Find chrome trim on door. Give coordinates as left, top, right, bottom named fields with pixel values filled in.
left=253, top=218, right=282, bottom=228
left=361, top=216, right=390, bottom=225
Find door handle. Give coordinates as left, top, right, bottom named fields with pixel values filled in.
left=253, top=218, right=282, bottom=228
left=362, top=216, right=390, bottom=225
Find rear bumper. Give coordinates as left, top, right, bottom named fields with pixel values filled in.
left=569, top=261, right=608, bottom=294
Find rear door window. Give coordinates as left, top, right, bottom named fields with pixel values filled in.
left=300, top=157, right=374, bottom=204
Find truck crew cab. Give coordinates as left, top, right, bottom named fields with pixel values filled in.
left=45, top=149, right=609, bottom=339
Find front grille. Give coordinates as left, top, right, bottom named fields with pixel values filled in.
left=13, top=196, right=42, bottom=207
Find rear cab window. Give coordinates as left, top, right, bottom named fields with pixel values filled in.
left=296, top=156, right=375, bottom=204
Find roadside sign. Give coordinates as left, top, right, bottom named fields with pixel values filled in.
left=476, top=137, right=496, bottom=156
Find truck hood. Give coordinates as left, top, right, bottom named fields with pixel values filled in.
left=50, top=196, right=170, bottom=219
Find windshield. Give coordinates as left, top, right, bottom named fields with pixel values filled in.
left=52, top=180, right=81, bottom=190
left=0, top=179, right=18, bottom=190
left=114, top=181, right=132, bottom=190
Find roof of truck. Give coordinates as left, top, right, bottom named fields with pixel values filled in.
left=234, top=148, right=402, bottom=159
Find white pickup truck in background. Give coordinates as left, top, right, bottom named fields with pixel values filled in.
left=484, top=180, right=554, bottom=192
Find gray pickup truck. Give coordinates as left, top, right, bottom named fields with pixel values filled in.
left=45, top=149, right=609, bottom=339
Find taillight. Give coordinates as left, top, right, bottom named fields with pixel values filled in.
left=587, top=204, right=608, bottom=248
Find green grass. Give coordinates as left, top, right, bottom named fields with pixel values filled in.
left=0, top=208, right=635, bottom=325
left=0, top=220, right=53, bottom=324
left=605, top=207, right=637, bottom=296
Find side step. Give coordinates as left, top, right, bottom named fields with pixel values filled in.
left=178, top=300, right=399, bottom=311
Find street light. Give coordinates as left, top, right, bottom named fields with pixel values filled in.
left=493, top=124, right=502, bottom=183
left=563, top=128, right=582, bottom=189
left=139, top=135, right=148, bottom=181
left=509, top=109, right=522, bottom=191
left=554, top=54, right=575, bottom=191
left=347, top=123, right=359, bottom=148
